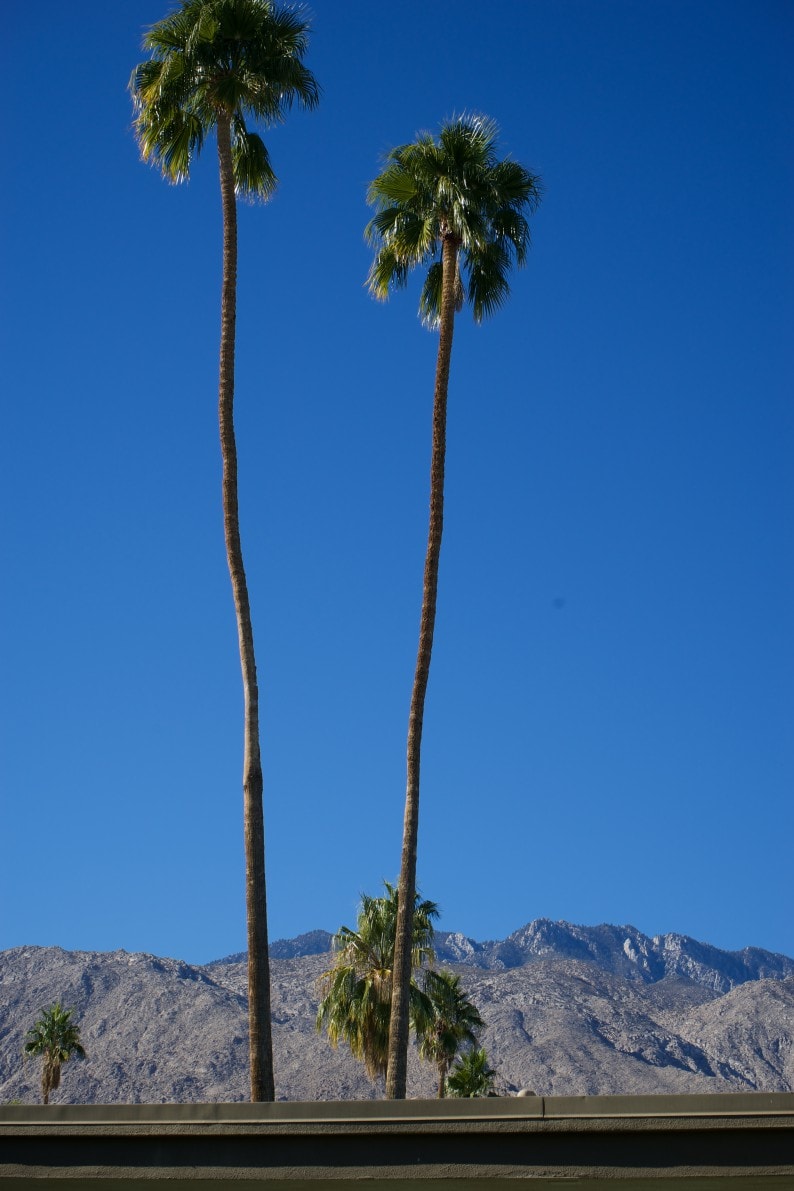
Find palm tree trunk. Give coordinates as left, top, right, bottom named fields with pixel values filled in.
left=385, top=233, right=459, bottom=1100
left=42, top=1057, right=57, bottom=1105
left=216, top=111, right=275, bottom=1103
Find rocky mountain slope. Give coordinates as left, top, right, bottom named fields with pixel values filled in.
left=1, top=920, right=791, bottom=1103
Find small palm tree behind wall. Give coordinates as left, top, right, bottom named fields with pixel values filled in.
left=365, top=115, right=542, bottom=1098
left=446, top=1046, right=497, bottom=1098
left=24, top=1003, right=85, bottom=1105
left=130, top=0, right=319, bottom=1102
left=420, top=969, right=485, bottom=1097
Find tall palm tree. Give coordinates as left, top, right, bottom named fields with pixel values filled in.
left=419, top=969, right=484, bottom=1097
left=316, top=883, right=437, bottom=1083
left=366, top=115, right=542, bottom=1098
left=24, top=1003, right=85, bottom=1105
left=130, top=0, right=318, bottom=1102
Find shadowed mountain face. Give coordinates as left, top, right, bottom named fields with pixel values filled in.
left=2, top=920, right=791, bottom=1104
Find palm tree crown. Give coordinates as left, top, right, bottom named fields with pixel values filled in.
left=316, top=883, right=438, bottom=1082
left=446, top=1046, right=496, bottom=1098
left=130, top=0, right=319, bottom=194
left=366, top=114, right=542, bottom=325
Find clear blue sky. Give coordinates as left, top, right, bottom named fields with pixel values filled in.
left=2, top=1, right=792, bottom=965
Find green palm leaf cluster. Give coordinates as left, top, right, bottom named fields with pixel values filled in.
left=130, top=0, right=319, bottom=195
left=419, top=969, right=485, bottom=1097
left=24, top=1003, right=85, bottom=1106
left=316, top=883, right=438, bottom=1081
left=366, top=114, right=542, bottom=325
left=446, top=1046, right=496, bottom=1098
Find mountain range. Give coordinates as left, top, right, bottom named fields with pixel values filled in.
left=2, top=918, right=792, bottom=1103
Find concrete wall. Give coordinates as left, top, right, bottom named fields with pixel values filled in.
left=2, top=1092, right=792, bottom=1186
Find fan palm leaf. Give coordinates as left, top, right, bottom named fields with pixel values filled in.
left=446, top=1046, right=496, bottom=1098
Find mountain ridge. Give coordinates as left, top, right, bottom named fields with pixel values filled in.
left=215, top=917, right=794, bottom=993
left=2, top=919, right=791, bottom=1104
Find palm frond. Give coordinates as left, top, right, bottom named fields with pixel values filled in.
left=465, top=240, right=511, bottom=323
left=489, top=207, right=531, bottom=261
left=137, top=107, right=205, bottom=182
left=232, top=127, right=277, bottom=198
left=366, top=246, right=410, bottom=301
left=367, top=165, right=419, bottom=207
left=418, top=260, right=444, bottom=328
left=489, top=158, right=543, bottom=208
left=446, top=1046, right=496, bottom=1098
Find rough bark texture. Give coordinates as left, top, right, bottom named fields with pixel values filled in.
left=385, top=234, right=459, bottom=1099
left=216, top=113, right=275, bottom=1103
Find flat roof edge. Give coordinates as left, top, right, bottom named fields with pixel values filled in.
left=1, top=1092, right=793, bottom=1127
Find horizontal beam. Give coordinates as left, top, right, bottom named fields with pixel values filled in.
left=2, top=1093, right=793, bottom=1185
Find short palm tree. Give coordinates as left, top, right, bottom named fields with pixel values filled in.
left=419, top=969, right=484, bottom=1097
left=24, top=1004, right=85, bottom=1105
left=130, top=0, right=318, bottom=1102
left=316, top=883, right=437, bottom=1083
left=366, top=115, right=542, bottom=1098
left=446, top=1046, right=496, bottom=1098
